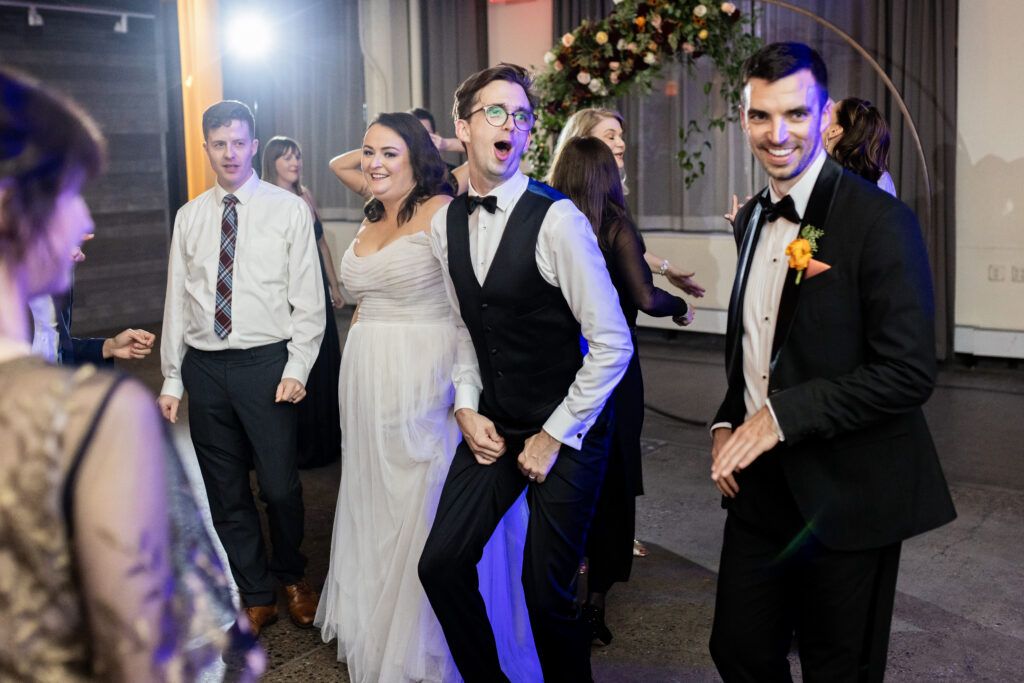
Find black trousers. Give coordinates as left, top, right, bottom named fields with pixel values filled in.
left=183, top=342, right=306, bottom=607
left=418, top=406, right=612, bottom=683
left=709, top=506, right=902, bottom=682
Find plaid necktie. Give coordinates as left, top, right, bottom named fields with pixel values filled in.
left=214, top=194, right=238, bottom=339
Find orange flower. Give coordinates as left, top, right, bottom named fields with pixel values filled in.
left=786, top=238, right=813, bottom=283
left=635, top=16, right=646, bottom=30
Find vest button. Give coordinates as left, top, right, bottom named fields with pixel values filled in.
left=490, top=348, right=498, bottom=355
left=496, top=371, right=504, bottom=378
left=481, top=303, right=489, bottom=309
left=485, top=326, right=492, bottom=332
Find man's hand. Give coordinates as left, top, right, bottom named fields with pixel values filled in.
left=517, top=429, right=562, bottom=484
left=102, top=328, right=156, bottom=360
left=455, top=408, right=506, bottom=464
left=711, top=407, right=780, bottom=484
left=157, top=394, right=180, bottom=423
left=710, top=427, right=739, bottom=498
left=329, top=283, right=347, bottom=309
left=275, top=378, right=307, bottom=404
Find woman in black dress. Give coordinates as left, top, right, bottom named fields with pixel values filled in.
left=263, top=136, right=344, bottom=467
left=550, top=136, right=694, bottom=644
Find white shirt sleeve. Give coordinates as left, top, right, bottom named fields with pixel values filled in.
left=535, top=200, right=633, bottom=445
left=159, top=209, right=188, bottom=399
left=430, top=204, right=483, bottom=412
left=282, top=200, right=326, bottom=385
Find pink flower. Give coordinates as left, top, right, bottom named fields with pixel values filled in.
left=562, top=32, right=575, bottom=48
left=609, top=71, right=620, bottom=84
left=554, top=60, right=564, bottom=71
left=627, top=41, right=639, bottom=53
left=651, top=13, right=663, bottom=30
left=609, top=61, right=621, bottom=70
left=721, top=2, right=737, bottom=13
left=577, top=71, right=592, bottom=85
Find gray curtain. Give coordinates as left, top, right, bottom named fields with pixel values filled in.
left=418, top=0, right=488, bottom=146
left=221, top=0, right=366, bottom=217
left=551, top=0, right=957, bottom=358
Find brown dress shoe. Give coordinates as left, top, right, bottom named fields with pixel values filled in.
left=284, top=578, right=319, bottom=628
left=243, top=604, right=279, bottom=638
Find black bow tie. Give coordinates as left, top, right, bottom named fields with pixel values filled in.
left=759, top=193, right=801, bottom=224
left=467, top=195, right=498, bottom=215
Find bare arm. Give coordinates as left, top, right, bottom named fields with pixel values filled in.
left=318, top=237, right=346, bottom=308
left=329, top=149, right=370, bottom=199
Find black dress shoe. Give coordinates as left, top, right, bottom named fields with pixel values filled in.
left=582, top=603, right=613, bottom=645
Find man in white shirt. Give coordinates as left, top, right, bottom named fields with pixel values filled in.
left=157, top=100, right=325, bottom=637
left=418, top=64, right=633, bottom=682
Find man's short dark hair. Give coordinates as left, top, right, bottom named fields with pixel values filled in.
left=408, top=107, right=436, bottom=133
left=202, top=100, right=255, bottom=141
left=452, top=63, right=535, bottom=124
left=741, top=42, right=829, bottom=106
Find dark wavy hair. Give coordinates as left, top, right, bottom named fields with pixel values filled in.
left=452, top=63, right=535, bottom=124
left=363, top=112, right=450, bottom=226
left=0, top=67, right=105, bottom=263
left=202, top=100, right=255, bottom=141
left=261, top=135, right=305, bottom=196
left=548, top=136, right=627, bottom=251
left=831, top=97, right=890, bottom=184
left=741, top=42, right=829, bottom=108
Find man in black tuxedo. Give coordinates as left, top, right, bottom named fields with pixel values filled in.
left=708, top=42, right=956, bottom=682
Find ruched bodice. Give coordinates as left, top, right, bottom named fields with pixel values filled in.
left=341, top=231, right=452, bottom=324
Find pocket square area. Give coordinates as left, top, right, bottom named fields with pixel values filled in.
left=805, top=258, right=831, bottom=279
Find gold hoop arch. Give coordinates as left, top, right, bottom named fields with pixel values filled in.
left=754, top=0, right=931, bottom=223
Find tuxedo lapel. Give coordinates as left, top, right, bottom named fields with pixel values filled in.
left=726, top=196, right=767, bottom=377
left=769, top=158, right=844, bottom=368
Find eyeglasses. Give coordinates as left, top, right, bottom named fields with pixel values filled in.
left=467, top=104, right=535, bottom=131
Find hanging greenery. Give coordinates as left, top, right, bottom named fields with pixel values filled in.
left=529, top=0, right=761, bottom=186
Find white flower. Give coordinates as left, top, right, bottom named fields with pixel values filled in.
left=577, top=71, right=592, bottom=85
left=694, top=4, right=708, bottom=17
left=562, top=32, right=575, bottom=48
left=588, top=78, right=604, bottom=93
left=613, top=0, right=624, bottom=4
left=544, top=51, right=556, bottom=65
left=721, top=2, right=737, bottom=14
left=644, top=52, right=658, bottom=65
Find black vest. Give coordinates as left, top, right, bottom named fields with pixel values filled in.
left=447, top=179, right=583, bottom=436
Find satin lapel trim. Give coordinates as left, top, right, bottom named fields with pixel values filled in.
left=769, top=158, right=844, bottom=370
left=726, top=196, right=766, bottom=375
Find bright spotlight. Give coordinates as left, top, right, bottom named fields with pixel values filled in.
left=226, top=13, right=273, bottom=60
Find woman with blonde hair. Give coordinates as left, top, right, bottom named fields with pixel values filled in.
left=549, top=107, right=706, bottom=300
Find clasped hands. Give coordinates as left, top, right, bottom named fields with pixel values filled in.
left=455, top=408, right=560, bottom=483
left=710, top=406, right=780, bottom=497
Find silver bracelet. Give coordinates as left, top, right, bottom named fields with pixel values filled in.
left=658, top=259, right=670, bottom=276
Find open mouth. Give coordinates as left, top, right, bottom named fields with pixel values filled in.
left=494, top=141, right=512, bottom=160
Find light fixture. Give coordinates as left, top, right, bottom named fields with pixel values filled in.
left=226, top=12, right=273, bottom=60
left=27, top=6, right=43, bottom=27
left=114, top=14, right=128, bottom=33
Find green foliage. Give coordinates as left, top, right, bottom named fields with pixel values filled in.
left=529, top=0, right=761, bottom=186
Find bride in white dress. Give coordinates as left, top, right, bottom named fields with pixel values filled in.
left=314, top=113, right=539, bottom=682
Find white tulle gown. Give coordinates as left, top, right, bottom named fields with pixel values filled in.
left=315, top=230, right=541, bottom=683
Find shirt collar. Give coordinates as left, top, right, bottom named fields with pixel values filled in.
left=467, top=170, right=528, bottom=213
left=768, top=149, right=827, bottom=219
left=215, top=168, right=259, bottom=205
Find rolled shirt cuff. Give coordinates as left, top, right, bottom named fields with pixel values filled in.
left=454, top=384, right=481, bottom=414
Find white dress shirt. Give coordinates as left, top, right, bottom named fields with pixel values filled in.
left=160, top=170, right=325, bottom=399
left=430, top=170, right=633, bottom=447
left=712, top=150, right=827, bottom=438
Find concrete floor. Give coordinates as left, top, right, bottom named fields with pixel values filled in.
left=118, top=310, right=1024, bottom=681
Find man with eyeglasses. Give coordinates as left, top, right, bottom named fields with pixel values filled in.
left=419, top=63, right=633, bottom=682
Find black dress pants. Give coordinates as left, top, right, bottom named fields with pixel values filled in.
left=709, top=474, right=902, bottom=683
left=183, top=342, right=306, bottom=607
left=419, top=406, right=612, bottom=683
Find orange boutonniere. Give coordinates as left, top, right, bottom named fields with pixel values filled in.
left=785, top=224, right=824, bottom=284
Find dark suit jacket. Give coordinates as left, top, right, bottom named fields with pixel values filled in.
left=53, top=289, right=110, bottom=366
left=715, top=157, right=956, bottom=551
